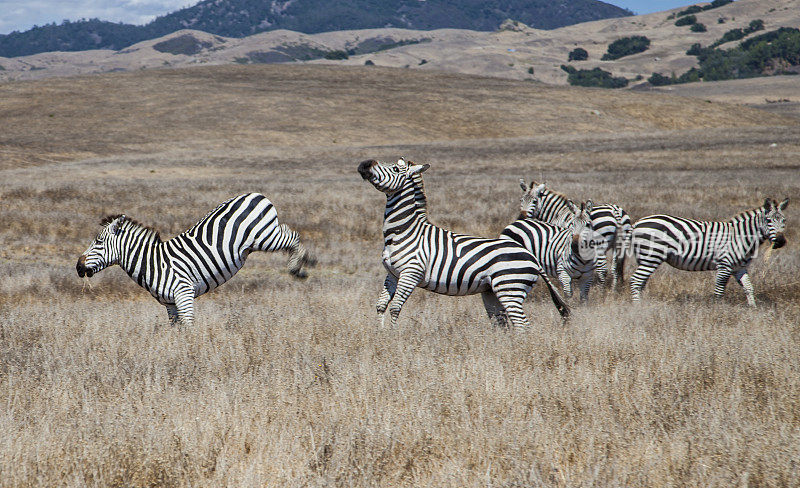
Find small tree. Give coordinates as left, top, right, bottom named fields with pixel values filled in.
left=602, top=36, right=651, bottom=60
left=648, top=72, right=673, bottom=86
left=675, top=15, right=697, bottom=27
left=568, top=47, right=588, bottom=61
left=691, top=23, right=707, bottom=32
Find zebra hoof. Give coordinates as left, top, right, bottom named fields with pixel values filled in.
left=289, top=268, right=309, bottom=280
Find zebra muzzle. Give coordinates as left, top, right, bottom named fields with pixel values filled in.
left=773, top=233, right=786, bottom=249
left=76, top=256, right=93, bottom=278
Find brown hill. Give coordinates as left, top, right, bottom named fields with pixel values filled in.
left=0, top=64, right=792, bottom=169
left=0, top=0, right=797, bottom=87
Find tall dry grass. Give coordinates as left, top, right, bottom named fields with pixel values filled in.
left=1, top=65, right=800, bottom=486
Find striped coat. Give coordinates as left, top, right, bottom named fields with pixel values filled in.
left=519, top=179, right=632, bottom=290
left=359, top=158, right=569, bottom=329
left=630, top=198, right=788, bottom=305
left=76, top=193, right=314, bottom=326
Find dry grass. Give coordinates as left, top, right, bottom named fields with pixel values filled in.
left=1, top=65, right=800, bottom=487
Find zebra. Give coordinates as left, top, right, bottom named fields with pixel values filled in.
left=630, top=198, right=789, bottom=306
left=501, top=200, right=598, bottom=302
left=358, top=158, right=570, bottom=329
left=518, top=179, right=632, bottom=290
left=76, top=193, right=315, bottom=326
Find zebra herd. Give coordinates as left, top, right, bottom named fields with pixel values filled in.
left=76, top=158, right=789, bottom=328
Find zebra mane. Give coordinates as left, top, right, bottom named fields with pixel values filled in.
left=407, top=163, right=429, bottom=222
left=100, top=214, right=162, bottom=241
left=729, top=205, right=764, bottom=222
left=538, top=184, right=569, bottom=204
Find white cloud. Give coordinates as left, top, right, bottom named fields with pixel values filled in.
left=0, top=0, right=195, bottom=34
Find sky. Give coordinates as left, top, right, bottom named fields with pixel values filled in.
left=0, top=0, right=704, bottom=35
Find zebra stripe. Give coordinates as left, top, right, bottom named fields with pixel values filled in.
left=630, top=198, right=788, bottom=305
left=359, top=158, right=569, bottom=329
left=519, top=179, right=632, bottom=289
left=501, top=202, right=597, bottom=302
left=76, top=193, right=314, bottom=326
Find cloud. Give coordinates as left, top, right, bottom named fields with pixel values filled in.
left=0, top=0, right=194, bottom=34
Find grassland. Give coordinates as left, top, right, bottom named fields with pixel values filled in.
left=1, top=65, right=799, bottom=486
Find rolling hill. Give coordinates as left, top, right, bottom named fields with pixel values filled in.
left=0, top=0, right=631, bottom=58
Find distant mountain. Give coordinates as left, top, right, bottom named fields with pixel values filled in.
left=0, top=0, right=631, bottom=58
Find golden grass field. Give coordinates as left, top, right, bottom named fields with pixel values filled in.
left=1, top=65, right=799, bottom=486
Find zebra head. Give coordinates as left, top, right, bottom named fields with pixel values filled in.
left=566, top=200, right=600, bottom=260
left=358, top=158, right=430, bottom=194
left=763, top=198, right=789, bottom=249
left=518, top=179, right=547, bottom=219
left=76, top=215, right=126, bottom=278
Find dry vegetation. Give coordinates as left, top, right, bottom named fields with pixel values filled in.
left=1, top=65, right=799, bottom=486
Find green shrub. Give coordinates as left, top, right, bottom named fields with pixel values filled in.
left=677, top=6, right=703, bottom=17
left=601, top=36, right=650, bottom=60
left=686, top=43, right=705, bottom=56
left=564, top=66, right=628, bottom=88
left=648, top=72, right=673, bottom=86
left=691, top=23, right=707, bottom=32
left=568, top=47, right=588, bottom=61
left=675, top=15, right=697, bottom=27
left=324, top=50, right=349, bottom=60
left=527, top=66, right=534, bottom=74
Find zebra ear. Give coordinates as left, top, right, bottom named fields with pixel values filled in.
left=566, top=200, right=578, bottom=213
left=584, top=200, right=594, bottom=213
left=533, top=183, right=546, bottom=196
left=409, top=163, right=430, bottom=175
left=519, top=179, right=528, bottom=191
left=111, top=215, right=126, bottom=235
left=778, top=198, right=789, bottom=211
left=764, top=198, right=773, bottom=211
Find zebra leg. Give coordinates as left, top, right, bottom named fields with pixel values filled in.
left=578, top=272, right=593, bottom=303
left=595, top=254, right=609, bottom=287
left=174, top=289, right=195, bottom=327
left=387, top=267, right=424, bottom=328
left=557, top=266, right=573, bottom=298
left=376, top=273, right=398, bottom=328
left=481, top=291, right=509, bottom=328
left=630, top=259, right=662, bottom=302
left=713, top=265, right=733, bottom=301
left=733, top=269, right=756, bottom=307
left=259, top=223, right=315, bottom=279
left=166, top=304, right=179, bottom=326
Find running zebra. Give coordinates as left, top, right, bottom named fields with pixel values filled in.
left=502, top=200, right=598, bottom=302
left=358, top=158, right=570, bottom=329
left=519, top=179, right=632, bottom=290
left=76, top=193, right=315, bottom=326
left=630, top=198, right=789, bottom=306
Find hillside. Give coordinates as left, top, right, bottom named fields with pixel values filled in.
left=0, top=64, right=793, bottom=170
left=0, top=0, right=796, bottom=91
left=0, top=0, right=631, bottom=58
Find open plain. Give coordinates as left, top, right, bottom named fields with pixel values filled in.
left=1, top=65, right=799, bottom=486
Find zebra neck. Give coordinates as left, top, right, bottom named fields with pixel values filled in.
left=731, top=209, right=767, bottom=246
left=539, top=192, right=572, bottom=226
left=383, top=180, right=427, bottom=242
left=118, top=226, right=162, bottom=288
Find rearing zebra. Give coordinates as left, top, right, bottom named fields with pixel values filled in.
left=358, top=158, right=570, bottom=329
left=630, top=198, right=789, bottom=306
left=501, top=200, right=598, bottom=302
left=76, top=193, right=315, bottom=326
left=519, top=179, right=632, bottom=290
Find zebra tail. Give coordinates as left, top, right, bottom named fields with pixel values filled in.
left=616, top=222, right=633, bottom=287
left=281, top=224, right=316, bottom=279
left=535, top=267, right=571, bottom=320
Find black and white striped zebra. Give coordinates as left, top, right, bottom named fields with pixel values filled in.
left=630, top=198, right=789, bottom=305
left=519, top=179, right=632, bottom=290
left=76, top=193, right=315, bottom=326
left=501, top=201, right=598, bottom=302
left=358, top=158, right=570, bottom=329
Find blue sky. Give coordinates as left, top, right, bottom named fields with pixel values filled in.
left=0, top=0, right=702, bottom=35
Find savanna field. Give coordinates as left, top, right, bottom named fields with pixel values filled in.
left=1, top=65, right=799, bottom=486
